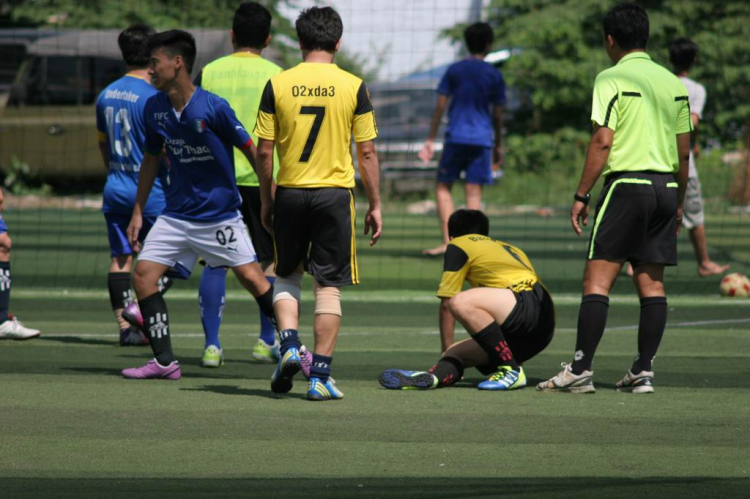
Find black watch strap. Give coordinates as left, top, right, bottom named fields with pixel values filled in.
left=574, top=192, right=590, bottom=205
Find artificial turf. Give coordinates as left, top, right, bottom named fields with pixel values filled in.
left=1, top=209, right=749, bottom=498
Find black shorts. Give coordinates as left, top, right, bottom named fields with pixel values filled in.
left=273, top=187, right=358, bottom=287
left=587, top=172, right=678, bottom=267
left=237, top=185, right=274, bottom=263
left=475, top=283, right=555, bottom=373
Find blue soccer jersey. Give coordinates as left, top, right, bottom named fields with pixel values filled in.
left=96, top=74, right=167, bottom=216
left=437, top=59, right=506, bottom=148
left=143, top=87, right=252, bottom=223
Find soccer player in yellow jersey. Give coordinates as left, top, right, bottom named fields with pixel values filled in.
left=379, top=210, right=555, bottom=391
left=255, top=6, right=382, bottom=401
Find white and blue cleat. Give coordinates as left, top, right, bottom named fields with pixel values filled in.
left=477, top=366, right=526, bottom=391
left=307, top=377, right=344, bottom=401
left=271, top=347, right=301, bottom=394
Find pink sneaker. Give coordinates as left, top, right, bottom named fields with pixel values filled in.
left=122, top=303, right=144, bottom=329
left=121, top=359, right=181, bottom=380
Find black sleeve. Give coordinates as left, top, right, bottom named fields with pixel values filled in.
left=193, top=70, right=203, bottom=87
left=354, top=82, right=374, bottom=115
left=259, top=80, right=276, bottom=114
left=442, top=244, right=469, bottom=272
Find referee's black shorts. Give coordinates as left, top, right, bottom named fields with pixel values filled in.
left=587, top=171, right=678, bottom=267
left=237, top=185, right=274, bottom=263
left=273, top=186, right=359, bottom=287
left=476, top=283, right=555, bottom=373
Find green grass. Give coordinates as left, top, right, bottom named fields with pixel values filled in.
left=1, top=208, right=750, bottom=498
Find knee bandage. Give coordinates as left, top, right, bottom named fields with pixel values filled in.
left=273, top=272, right=303, bottom=304
left=313, top=280, right=342, bottom=316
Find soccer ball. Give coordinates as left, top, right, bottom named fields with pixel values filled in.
left=719, top=273, right=750, bottom=297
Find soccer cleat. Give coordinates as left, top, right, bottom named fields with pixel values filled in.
left=121, top=359, right=181, bottom=380
left=378, top=369, right=438, bottom=390
left=536, top=362, right=596, bottom=393
left=119, top=327, right=149, bottom=346
left=299, top=345, right=313, bottom=379
left=270, top=347, right=301, bottom=394
left=122, top=302, right=144, bottom=329
left=200, top=345, right=224, bottom=368
left=615, top=370, right=655, bottom=394
left=0, top=317, right=41, bottom=340
left=477, top=366, right=526, bottom=391
left=307, top=377, right=344, bottom=401
left=250, top=339, right=280, bottom=363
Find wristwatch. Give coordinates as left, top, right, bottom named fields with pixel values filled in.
left=574, top=192, right=590, bottom=205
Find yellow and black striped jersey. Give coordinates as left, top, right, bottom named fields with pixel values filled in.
left=436, top=235, right=539, bottom=298
left=254, top=62, right=378, bottom=188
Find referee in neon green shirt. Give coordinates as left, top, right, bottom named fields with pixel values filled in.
left=193, top=2, right=283, bottom=366
left=538, top=3, right=692, bottom=394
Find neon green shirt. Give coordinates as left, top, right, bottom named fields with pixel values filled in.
left=591, top=52, right=692, bottom=176
left=199, top=52, right=282, bottom=186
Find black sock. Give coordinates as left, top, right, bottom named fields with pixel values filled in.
left=632, top=296, right=667, bottom=374
left=571, top=294, right=610, bottom=374
left=107, top=272, right=133, bottom=310
left=139, top=292, right=175, bottom=366
left=472, top=322, right=519, bottom=371
left=428, top=356, right=464, bottom=388
left=278, top=329, right=300, bottom=355
left=158, top=275, right=174, bottom=295
left=254, top=287, right=277, bottom=330
left=0, top=261, right=10, bottom=323
left=310, top=354, right=332, bottom=383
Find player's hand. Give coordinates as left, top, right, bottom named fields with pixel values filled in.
left=676, top=205, right=684, bottom=237
left=127, top=213, right=143, bottom=253
left=418, top=140, right=435, bottom=164
left=364, top=205, right=382, bottom=246
left=261, top=201, right=274, bottom=235
left=492, top=145, right=503, bottom=169
left=570, top=200, right=589, bottom=236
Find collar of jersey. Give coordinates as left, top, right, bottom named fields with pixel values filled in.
left=173, top=87, right=199, bottom=120
left=617, top=52, right=651, bottom=65
left=299, top=62, right=339, bottom=68
left=125, top=72, right=150, bottom=81
left=231, top=51, right=261, bottom=59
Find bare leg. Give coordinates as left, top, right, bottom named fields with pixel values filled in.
left=423, top=182, right=454, bottom=255
left=582, top=259, right=624, bottom=296
left=448, top=287, right=517, bottom=333
left=465, top=183, right=482, bottom=210
left=133, top=260, right=170, bottom=299
left=231, top=262, right=271, bottom=297
left=273, top=262, right=304, bottom=331
left=689, top=226, right=729, bottom=276
left=313, top=313, right=340, bottom=357
left=442, top=338, right=491, bottom=368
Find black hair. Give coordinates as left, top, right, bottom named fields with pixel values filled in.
left=233, top=2, right=272, bottom=49
left=669, top=37, right=698, bottom=72
left=295, top=6, right=343, bottom=53
left=464, top=22, right=494, bottom=55
left=448, top=210, right=490, bottom=238
left=118, top=24, right=156, bottom=67
left=147, top=30, right=197, bottom=74
left=602, top=3, right=649, bottom=51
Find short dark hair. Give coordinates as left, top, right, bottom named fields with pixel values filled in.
left=296, top=6, right=343, bottom=53
left=448, top=210, right=490, bottom=238
left=233, top=2, right=272, bottom=49
left=148, top=30, right=197, bottom=74
left=602, top=3, right=649, bottom=51
left=669, top=37, right=698, bottom=72
left=118, top=24, right=155, bottom=67
left=464, top=22, right=493, bottom=55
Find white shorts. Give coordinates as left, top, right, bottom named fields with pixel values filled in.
left=139, top=214, right=256, bottom=277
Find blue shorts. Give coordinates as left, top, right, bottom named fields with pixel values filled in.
left=105, top=213, right=157, bottom=258
left=0, top=214, right=7, bottom=235
left=437, top=143, right=493, bottom=185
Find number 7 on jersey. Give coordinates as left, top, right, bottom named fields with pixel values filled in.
left=299, top=106, right=326, bottom=163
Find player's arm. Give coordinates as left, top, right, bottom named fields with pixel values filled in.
left=126, top=152, right=160, bottom=250
left=571, top=125, right=613, bottom=235
left=95, top=99, right=109, bottom=172
left=439, top=298, right=456, bottom=353
left=238, top=139, right=257, bottom=171
left=419, top=94, right=448, bottom=164
left=357, top=140, right=382, bottom=246
left=437, top=244, right=470, bottom=351
left=257, top=138, right=275, bottom=234
left=492, top=104, right=504, bottom=168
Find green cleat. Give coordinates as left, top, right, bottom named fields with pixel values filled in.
left=250, top=339, right=280, bottom=363
left=200, top=345, right=224, bottom=368
left=477, top=366, right=526, bottom=390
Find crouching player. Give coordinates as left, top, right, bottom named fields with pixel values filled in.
left=379, top=210, right=554, bottom=391
left=121, top=30, right=275, bottom=380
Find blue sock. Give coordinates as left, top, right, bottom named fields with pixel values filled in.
left=199, top=265, right=227, bottom=349
left=310, top=354, right=333, bottom=383
left=278, top=329, right=300, bottom=355
left=259, top=276, right=276, bottom=346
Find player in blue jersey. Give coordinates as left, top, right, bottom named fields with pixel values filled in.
left=120, top=30, right=276, bottom=380
left=419, top=22, right=506, bottom=256
left=96, top=24, right=171, bottom=346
